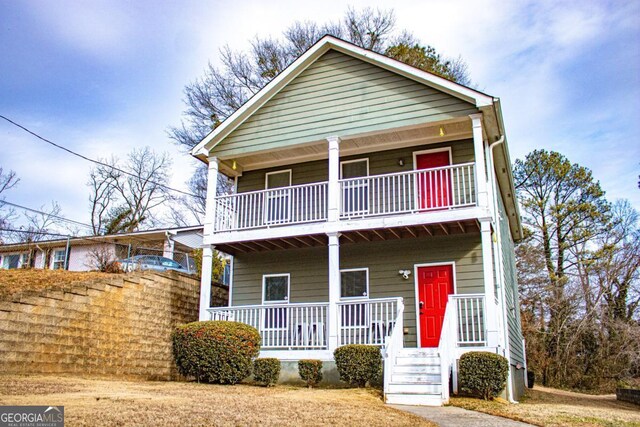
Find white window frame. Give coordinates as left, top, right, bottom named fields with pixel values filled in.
left=1, top=253, right=24, bottom=269
left=264, top=169, right=292, bottom=224
left=261, top=273, right=290, bottom=304
left=52, top=249, right=66, bottom=270
left=339, top=267, right=369, bottom=300
left=340, top=158, right=370, bottom=217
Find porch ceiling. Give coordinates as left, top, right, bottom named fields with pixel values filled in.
left=220, top=118, right=472, bottom=174
left=216, top=219, right=480, bottom=255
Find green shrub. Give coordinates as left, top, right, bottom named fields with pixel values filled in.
left=253, top=358, right=280, bottom=387
left=298, top=359, right=323, bottom=388
left=334, top=345, right=381, bottom=387
left=459, top=351, right=509, bottom=400
left=172, top=320, right=260, bottom=384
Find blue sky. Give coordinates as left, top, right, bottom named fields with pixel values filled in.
left=1, top=0, right=638, bottom=230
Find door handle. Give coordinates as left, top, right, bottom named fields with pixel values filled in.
left=419, top=301, right=424, bottom=309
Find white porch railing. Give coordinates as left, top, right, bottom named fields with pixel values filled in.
left=440, top=294, right=487, bottom=397
left=339, top=162, right=476, bottom=219
left=207, top=302, right=329, bottom=349
left=337, top=297, right=402, bottom=346
left=213, top=181, right=328, bottom=232
left=451, top=294, right=486, bottom=346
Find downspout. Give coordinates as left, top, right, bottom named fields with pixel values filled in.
left=489, top=136, right=517, bottom=403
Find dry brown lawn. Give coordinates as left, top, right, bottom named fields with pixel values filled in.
left=0, top=269, right=119, bottom=298
left=0, top=375, right=435, bottom=426
left=450, top=385, right=640, bottom=427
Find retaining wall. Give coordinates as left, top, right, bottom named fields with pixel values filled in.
left=0, top=272, right=227, bottom=380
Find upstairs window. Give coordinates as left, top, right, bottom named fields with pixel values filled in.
left=341, top=159, right=369, bottom=216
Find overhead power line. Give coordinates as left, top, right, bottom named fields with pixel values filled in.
left=0, top=227, right=72, bottom=238
left=0, top=114, right=204, bottom=199
left=0, top=200, right=94, bottom=230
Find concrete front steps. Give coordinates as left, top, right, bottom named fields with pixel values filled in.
left=385, top=348, right=444, bottom=406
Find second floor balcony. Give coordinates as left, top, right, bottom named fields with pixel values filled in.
left=212, top=162, right=477, bottom=233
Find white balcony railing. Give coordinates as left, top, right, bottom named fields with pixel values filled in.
left=211, top=163, right=477, bottom=232
left=208, top=302, right=329, bottom=349
left=213, top=181, right=328, bottom=232
left=339, top=162, right=476, bottom=219
left=337, top=297, right=402, bottom=346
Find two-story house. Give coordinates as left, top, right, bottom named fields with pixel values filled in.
left=191, top=35, right=526, bottom=406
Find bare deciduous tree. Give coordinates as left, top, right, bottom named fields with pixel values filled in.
left=88, top=147, right=172, bottom=234
left=0, top=166, right=19, bottom=241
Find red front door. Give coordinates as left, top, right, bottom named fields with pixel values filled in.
left=417, top=264, right=454, bottom=347
left=416, top=151, right=451, bottom=209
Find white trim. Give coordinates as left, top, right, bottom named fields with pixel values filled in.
left=262, top=273, right=291, bottom=304
left=339, top=158, right=369, bottom=178
left=264, top=169, right=292, bottom=189
left=206, top=206, right=488, bottom=245
left=190, top=35, right=494, bottom=158
left=51, top=248, right=66, bottom=270
left=413, top=262, right=457, bottom=348
left=339, top=267, right=370, bottom=300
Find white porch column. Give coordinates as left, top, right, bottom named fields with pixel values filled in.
left=480, top=219, right=500, bottom=347
left=326, top=136, right=341, bottom=222
left=470, top=114, right=489, bottom=209
left=199, top=156, right=220, bottom=321
left=327, top=232, right=341, bottom=351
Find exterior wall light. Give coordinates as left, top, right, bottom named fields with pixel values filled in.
left=398, top=269, right=411, bottom=279
left=398, top=158, right=405, bottom=166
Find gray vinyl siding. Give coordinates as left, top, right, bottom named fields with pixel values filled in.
left=231, top=233, right=484, bottom=347
left=497, top=186, right=525, bottom=365
left=214, top=50, right=478, bottom=158
left=237, top=139, right=474, bottom=193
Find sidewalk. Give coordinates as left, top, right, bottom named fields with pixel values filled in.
left=389, top=404, right=534, bottom=427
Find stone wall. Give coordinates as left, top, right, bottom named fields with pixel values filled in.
left=0, top=272, right=228, bottom=380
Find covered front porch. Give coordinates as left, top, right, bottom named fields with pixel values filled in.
left=205, top=294, right=487, bottom=353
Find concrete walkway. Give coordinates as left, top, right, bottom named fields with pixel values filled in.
left=389, top=404, right=533, bottom=427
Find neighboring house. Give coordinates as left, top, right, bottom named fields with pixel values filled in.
left=0, top=226, right=204, bottom=273
left=193, top=35, right=525, bottom=405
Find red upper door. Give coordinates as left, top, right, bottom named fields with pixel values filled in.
left=417, top=264, right=454, bottom=347
left=415, top=151, right=451, bottom=209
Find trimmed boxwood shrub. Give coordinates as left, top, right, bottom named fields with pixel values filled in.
left=298, top=359, right=323, bottom=388
left=254, top=358, right=280, bottom=387
left=459, top=351, right=509, bottom=400
left=334, top=344, right=381, bottom=387
left=172, top=320, right=260, bottom=384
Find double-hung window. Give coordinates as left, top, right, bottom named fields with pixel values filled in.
left=341, top=159, right=369, bottom=216
left=2, top=254, right=20, bottom=269
left=264, top=170, right=292, bottom=224
left=52, top=249, right=66, bottom=270
left=340, top=268, right=369, bottom=328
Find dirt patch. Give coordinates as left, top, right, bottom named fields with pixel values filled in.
left=0, top=269, right=119, bottom=299
left=0, top=375, right=435, bottom=426
left=450, top=385, right=640, bottom=427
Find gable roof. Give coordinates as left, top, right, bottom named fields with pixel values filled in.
left=191, top=35, right=495, bottom=160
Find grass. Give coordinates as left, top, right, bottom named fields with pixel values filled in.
left=0, top=375, right=436, bottom=426
left=450, top=385, right=640, bottom=427
left=0, top=269, right=119, bottom=299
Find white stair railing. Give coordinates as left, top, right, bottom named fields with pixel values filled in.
left=383, top=298, right=404, bottom=400
left=438, top=298, right=458, bottom=402
left=337, top=298, right=402, bottom=346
